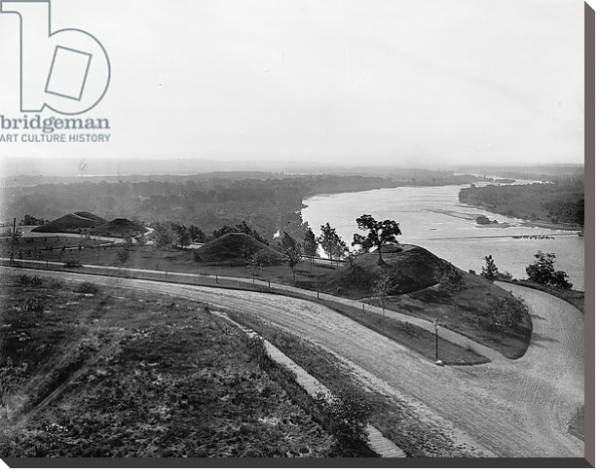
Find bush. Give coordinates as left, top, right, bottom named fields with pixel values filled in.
left=491, top=296, right=530, bottom=330
left=64, top=258, right=82, bottom=268
left=75, top=282, right=99, bottom=295
left=48, top=279, right=63, bottom=289
left=23, top=296, right=45, bottom=313
left=526, top=251, right=572, bottom=289
left=17, top=274, right=43, bottom=287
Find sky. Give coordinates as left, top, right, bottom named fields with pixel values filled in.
left=0, top=0, right=585, bottom=175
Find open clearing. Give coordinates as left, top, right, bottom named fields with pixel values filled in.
left=2, top=268, right=584, bottom=457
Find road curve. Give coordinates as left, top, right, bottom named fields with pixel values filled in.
left=3, top=268, right=584, bottom=457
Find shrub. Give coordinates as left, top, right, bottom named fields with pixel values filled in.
left=48, top=279, right=63, bottom=289
left=491, top=296, right=530, bottom=330
left=64, top=258, right=82, bottom=268
left=17, top=274, right=43, bottom=287
left=23, top=296, right=45, bottom=313
left=526, top=251, right=572, bottom=289
left=75, top=282, right=99, bottom=295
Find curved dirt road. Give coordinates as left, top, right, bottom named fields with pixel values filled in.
left=5, top=269, right=584, bottom=457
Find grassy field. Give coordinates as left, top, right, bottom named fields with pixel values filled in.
left=0, top=273, right=351, bottom=458
left=375, top=273, right=532, bottom=359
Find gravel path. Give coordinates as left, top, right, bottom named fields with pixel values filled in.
left=4, top=268, right=584, bottom=457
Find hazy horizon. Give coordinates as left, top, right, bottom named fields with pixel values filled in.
left=0, top=0, right=584, bottom=169
left=0, top=157, right=585, bottom=179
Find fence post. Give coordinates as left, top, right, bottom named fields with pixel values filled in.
left=362, top=302, right=365, bottom=314
left=317, top=289, right=319, bottom=299
left=268, top=279, right=271, bottom=289
left=216, top=275, right=218, bottom=284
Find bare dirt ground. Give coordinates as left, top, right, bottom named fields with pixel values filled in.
left=4, top=268, right=584, bottom=458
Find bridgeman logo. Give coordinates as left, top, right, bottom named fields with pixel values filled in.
left=1, top=0, right=110, bottom=114
left=0, top=0, right=111, bottom=142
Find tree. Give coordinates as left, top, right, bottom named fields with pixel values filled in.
left=281, top=232, right=303, bottom=281
left=481, top=255, right=499, bottom=294
left=151, top=222, right=175, bottom=248
left=172, top=223, right=191, bottom=248
left=372, top=269, right=393, bottom=316
left=318, top=223, right=347, bottom=264
left=116, top=246, right=130, bottom=267
left=302, top=227, right=319, bottom=274
left=246, top=252, right=264, bottom=283
left=352, top=214, right=401, bottom=265
left=438, top=264, right=465, bottom=313
left=438, top=265, right=465, bottom=294
left=526, top=251, right=573, bottom=289
left=491, top=296, right=529, bottom=329
left=189, top=225, right=206, bottom=243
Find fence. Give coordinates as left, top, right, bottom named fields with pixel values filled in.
left=0, top=257, right=505, bottom=362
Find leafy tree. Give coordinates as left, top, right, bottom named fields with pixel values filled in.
left=318, top=223, right=347, bottom=264
left=303, top=227, right=319, bottom=257
left=526, top=251, right=573, bottom=289
left=302, top=227, right=319, bottom=274
left=281, top=232, right=303, bottom=281
left=151, top=222, right=175, bottom=248
left=481, top=255, right=499, bottom=294
left=438, top=264, right=465, bottom=313
left=171, top=224, right=191, bottom=248
left=438, top=265, right=465, bottom=294
left=116, top=246, right=130, bottom=267
left=352, top=214, right=401, bottom=265
left=491, top=296, right=529, bottom=329
left=246, top=253, right=264, bottom=283
left=189, top=225, right=206, bottom=243
left=372, top=269, right=393, bottom=316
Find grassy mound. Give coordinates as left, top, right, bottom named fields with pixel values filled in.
left=90, top=218, right=146, bottom=238
left=32, top=212, right=106, bottom=233
left=323, top=244, right=447, bottom=297
left=194, top=233, right=283, bottom=265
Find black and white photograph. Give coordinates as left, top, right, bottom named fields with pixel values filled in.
left=0, top=0, right=593, bottom=468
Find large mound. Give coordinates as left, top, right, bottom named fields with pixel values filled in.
left=91, top=218, right=147, bottom=238
left=323, top=244, right=449, bottom=296
left=33, top=211, right=106, bottom=233
left=194, top=233, right=283, bottom=264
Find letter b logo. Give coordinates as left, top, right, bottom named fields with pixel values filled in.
left=1, top=0, right=110, bottom=115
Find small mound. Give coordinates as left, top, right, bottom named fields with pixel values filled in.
left=194, top=233, right=283, bottom=265
left=325, top=244, right=449, bottom=295
left=91, top=218, right=147, bottom=238
left=33, top=211, right=106, bottom=233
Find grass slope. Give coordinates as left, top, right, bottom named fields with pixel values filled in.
left=0, top=274, right=337, bottom=458
left=90, top=218, right=146, bottom=238
left=194, top=233, right=283, bottom=265
left=33, top=212, right=106, bottom=233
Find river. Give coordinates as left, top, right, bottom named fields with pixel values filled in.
left=302, top=182, right=584, bottom=290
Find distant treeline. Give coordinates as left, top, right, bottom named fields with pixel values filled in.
left=2, top=170, right=478, bottom=240
left=458, top=177, right=584, bottom=226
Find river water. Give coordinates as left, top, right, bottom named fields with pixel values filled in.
left=302, top=182, right=584, bottom=290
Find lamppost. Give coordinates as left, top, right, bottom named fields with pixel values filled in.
left=434, top=318, right=444, bottom=366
